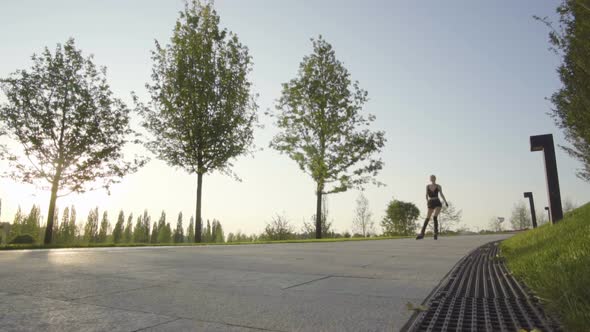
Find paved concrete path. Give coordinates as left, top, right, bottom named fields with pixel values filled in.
left=0, top=234, right=511, bottom=332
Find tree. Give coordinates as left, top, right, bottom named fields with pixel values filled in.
left=150, top=221, right=159, bottom=243
left=263, top=214, right=294, bottom=241
left=429, top=201, right=462, bottom=233
left=487, top=217, right=504, bottom=233
left=270, top=36, right=386, bottom=239
left=98, top=211, right=109, bottom=243
left=536, top=1, right=590, bottom=181
left=113, top=210, right=125, bottom=243
left=187, top=216, right=195, bottom=242
left=9, top=206, right=25, bottom=239
left=123, top=213, right=133, bottom=243
left=161, top=223, right=172, bottom=244
left=381, top=199, right=420, bottom=236
left=173, top=212, right=184, bottom=243
left=141, top=210, right=151, bottom=243
left=212, top=219, right=224, bottom=243
left=138, top=1, right=257, bottom=242
left=302, top=196, right=333, bottom=238
left=204, top=219, right=212, bottom=243
left=510, top=202, right=532, bottom=230
left=84, top=207, right=99, bottom=243
left=133, top=215, right=143, bottom=243
left=352, top=193, right=374, bottom=237
left=51, top=208, right=60, bottom=244
left=56, top=206, right=70, bottom=244
left=157, top=211, right=168, bottom=243
left=0, top=39, right=145, bottom=244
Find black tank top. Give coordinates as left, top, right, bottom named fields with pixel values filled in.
left=427, top=185, right=439, bottom=198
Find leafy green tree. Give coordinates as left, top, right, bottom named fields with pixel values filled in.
left=150, top=221, right=158, bottom=243
left=141, top=210, right=151, bottom=243
left=56, top=206, right=69, bottom=244
left=9, top=206, right=25, bottom=239
left=0, top=39, right=145, bottom=244
left=51, top=208, right=60, bottom=244
left=123, top=213, right=133, bottom=243
left=84, top=207, right=99, bottom=243
left=156, top=211, right=167, bottom=243
left=381, top=199, right=420, bottom=236
left=113, top=210, right=125, bottom=243
left=510, top=201, right=532, bottom=230
left=173, top=212, right=184, bottom=243
left=535, top=1, right=590, bottom=181
left=187, top=216, right=195, bottom=242
left=212, top=219, right=224, bottom=243
left=271, top=36, right=386, bottom=238
left=138, top=1, right=258, bottom=242
left=98, top=211, right=109, bottom=243
left=22, top=205, right=42, bottom=242
left=204, top=219, right=212, bottom=243
left=133, top=214, right=143, bottom=243
left=160, top=223, right=172, bottom=244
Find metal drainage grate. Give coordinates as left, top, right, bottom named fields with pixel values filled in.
left=403, top=241, right=561, bottom=332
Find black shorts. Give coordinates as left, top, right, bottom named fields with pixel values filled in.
left=428, top=199, right=442, bottom=209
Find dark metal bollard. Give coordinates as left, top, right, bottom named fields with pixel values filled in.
left=530, top=134, right=563, bottom=223
left=523, top=192, right=537, bottom=228
left=545, top=206, right=551, bottom=223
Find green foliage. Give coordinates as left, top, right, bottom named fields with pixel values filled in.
left=187, top=216, right=195, bottom=243
left=84, top=207, right=99, bottom=243
left=150, top=221, right=158, bottom=243
left=98, top=211, right=109, bottom=243
left=138, top=0, right=257, bottom=242
left=173, top=212, right=184, bottom=243
left=502, top=202, right=590, bottom=331
left=510, top=201, right=532, bottom=230
left=381, top=199, right=420, bottom=236
left=123, top=213, right=133, bottom=243
left=9, top=234, right=35, bottom=244
left=156, top=211, right=166, bottom=243
left=0, top=38, right=145, bottom=244
left=270, top=36, right=385, bottom=238
left=133, top=215, right=143, bottom=243
left=112, top=210, right=125, bottom=243
left=536, top=1, right=590, bottom=181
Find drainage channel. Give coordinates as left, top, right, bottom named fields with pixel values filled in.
left=403, top=241, right=561, bottom=332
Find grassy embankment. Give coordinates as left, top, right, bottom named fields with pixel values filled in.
left=501, top=202, right=590, bottom=332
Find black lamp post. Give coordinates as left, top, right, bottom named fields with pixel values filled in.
left=523, top=192, right=537, bottom=228
left=530, top=134, right=563, bottom=223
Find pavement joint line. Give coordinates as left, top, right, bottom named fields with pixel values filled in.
left=131, top=317, right=182, bottom=332
left=281, top=275, right=332, bottom=290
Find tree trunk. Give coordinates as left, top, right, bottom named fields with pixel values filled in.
left=315, top=185, right=323, bottom=239
left=195, top=172, right=203, bottom=243
left=44, top=170, right=61, bottom=245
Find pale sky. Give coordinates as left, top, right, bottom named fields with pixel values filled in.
left=1, top=0, right=588, bottom=235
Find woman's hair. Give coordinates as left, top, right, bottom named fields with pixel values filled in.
left=430, top=174, right=436, bottom=179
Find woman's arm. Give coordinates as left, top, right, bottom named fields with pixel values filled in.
left=425, top=186, right=429, bottom=202
left=439, top=185, right=449, bottom=207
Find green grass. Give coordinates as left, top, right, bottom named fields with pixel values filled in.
left=0, top=235, right=411, bottom=250
left=501, top=202, right=590, bottom=332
